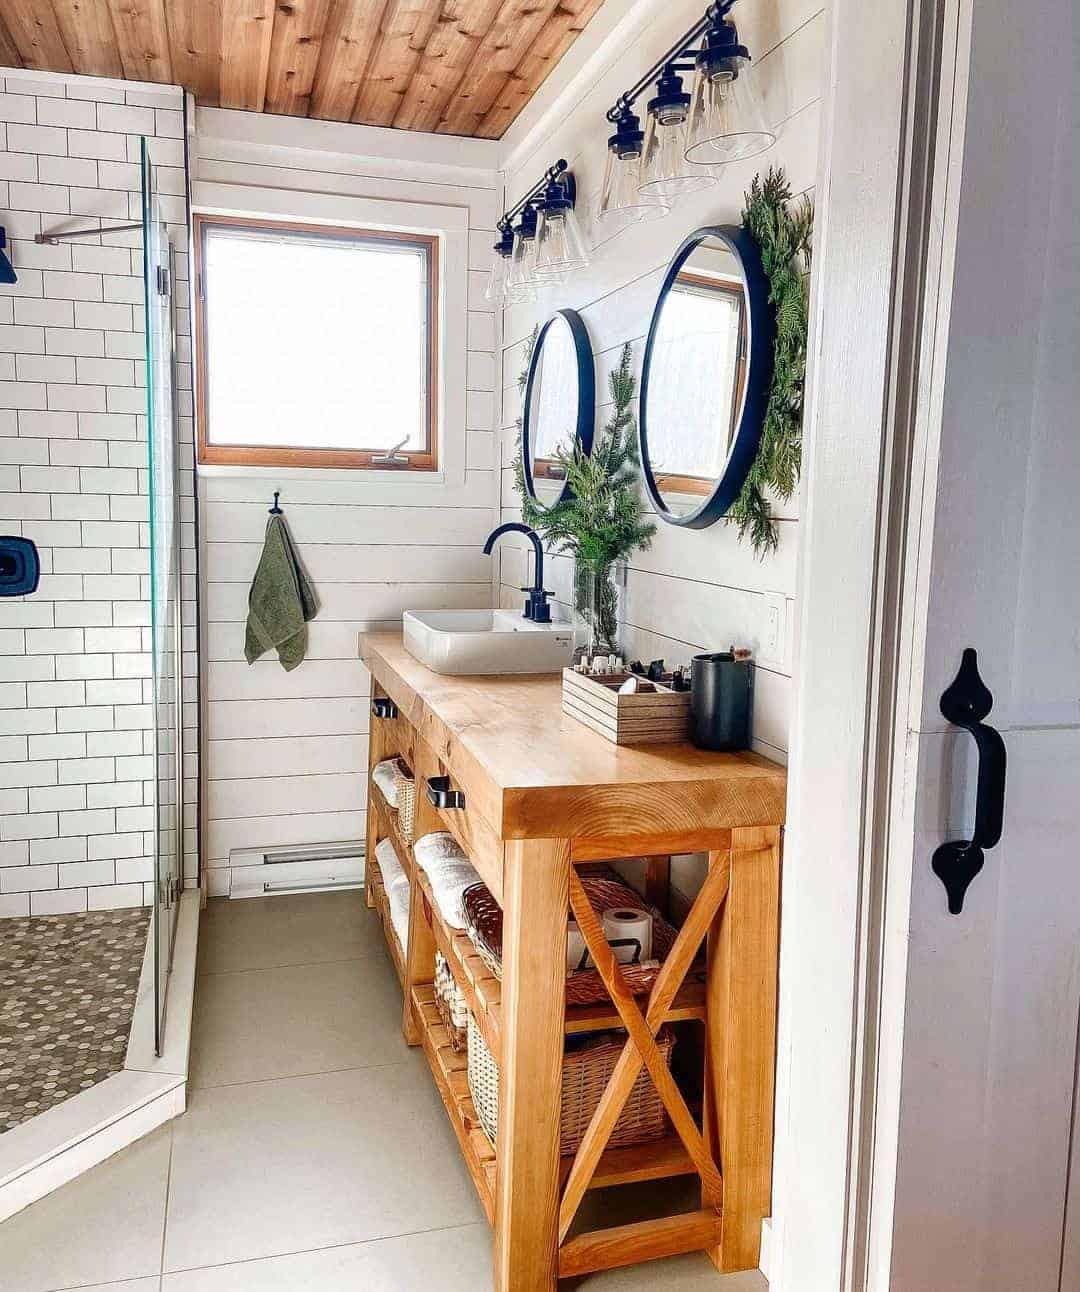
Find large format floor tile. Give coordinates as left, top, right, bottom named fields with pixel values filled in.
left=197, top=893, right=382, bottom=976
left=0, top=1125, right=171, bottom=1292
left=189, top=952, right=406, bottom=1088
left=163, top=1058, right=483, bottom=1272
left=162, top=1222, right=492, bottom=1291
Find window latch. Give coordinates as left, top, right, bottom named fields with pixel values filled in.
left=371, top=436, right=411, bottom=467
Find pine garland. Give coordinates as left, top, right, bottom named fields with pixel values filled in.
left=514, top=340, right=656, bottom=647
left=729, top=167, right=813, bottom=555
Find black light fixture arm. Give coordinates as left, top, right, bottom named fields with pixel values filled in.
left=498, top=159, right=571, bottom=233
left=605, top=0, right=738, bottom=122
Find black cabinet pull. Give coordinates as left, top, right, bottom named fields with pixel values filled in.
left=427, top=775, right=465, bottom=810
left=932, top=648, right=1007, bottom=915
left=371, top=697, right=398, bottom=720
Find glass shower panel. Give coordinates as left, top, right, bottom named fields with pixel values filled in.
left=141, top=138, right=182, bottom=1054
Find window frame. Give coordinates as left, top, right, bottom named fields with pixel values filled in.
left=193, top=213, right=440, bottom=472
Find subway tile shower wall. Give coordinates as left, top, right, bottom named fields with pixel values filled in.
left=0, top=70, right=198, bottom=918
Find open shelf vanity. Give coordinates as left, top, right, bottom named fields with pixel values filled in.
left=359, top=632, right=785, bottom=1291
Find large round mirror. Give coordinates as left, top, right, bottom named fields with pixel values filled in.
left=639, top=225, right=775, bottom=528
left=522, top=308, right=595, bottom=508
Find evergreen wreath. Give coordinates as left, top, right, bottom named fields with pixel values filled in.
left=514, top=339, right=656, bottom=647
left=729, top=167, right=813, bottom=555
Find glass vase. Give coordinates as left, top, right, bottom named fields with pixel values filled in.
left=573, top=558, right=625, bottom=661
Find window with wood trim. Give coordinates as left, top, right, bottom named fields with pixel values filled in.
left=194, top=215, right=439, bottom=470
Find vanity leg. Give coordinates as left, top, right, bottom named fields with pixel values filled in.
left=494, top=837, right=569, bottom=1292
left=703, top=827, right=781, bottom=1272
left=644, top=854, right=672, bottom=916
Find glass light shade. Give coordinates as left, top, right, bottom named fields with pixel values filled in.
left=639, top=110, right=718, bottom=200
left=597, top=147, right=669, bottom=228
left=506, top=227, right=538, bottom=299
left=533, top=204, right=589, bottom=279
left=685, top=56, right=776, bottom=163
left=484, top=251, right=510, bottom=303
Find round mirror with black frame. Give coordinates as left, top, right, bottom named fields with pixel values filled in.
left=639, top=225, right=775, bottom=528
left=522, top=308, right=595, bottom=509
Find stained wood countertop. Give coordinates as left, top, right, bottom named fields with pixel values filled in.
left=360, top=633, right=787, bottom=845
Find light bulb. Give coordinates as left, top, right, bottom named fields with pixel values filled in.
left=685, top=21, right=776, bottom=164
left=597, top=109, right=669, bottom=229
left=638, top=66, right=718, bottom=200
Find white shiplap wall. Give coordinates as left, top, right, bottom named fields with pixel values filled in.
left=497, top=0, right=824, bottom=773
left=192, top=110, right=501, bottom=896
left=0, top=69, right=198, bottom=917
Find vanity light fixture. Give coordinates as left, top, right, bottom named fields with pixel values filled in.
left=486, top=159, right=586, bottom=305
left=600, top=0, right=774, bottom=220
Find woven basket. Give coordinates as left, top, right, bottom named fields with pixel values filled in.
left=433, top=952, right=468, bottom=1054
left=393, top=760, right=417, bottom=842
left=462, top=872, right=678, bottom=1007
left=467, top=1013, right=674, bottom=1155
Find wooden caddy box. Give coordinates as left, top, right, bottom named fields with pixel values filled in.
left=562, top=668, right=691, bottom=745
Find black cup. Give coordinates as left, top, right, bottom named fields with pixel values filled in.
left=690, top=652, right=754, bottom=751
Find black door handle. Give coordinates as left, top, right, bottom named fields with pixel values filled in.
left=931, top=648, right=1007, bottom=915
left=371, top=696, right=398, bottom=720
left=426, top=775, right=465, bottom=810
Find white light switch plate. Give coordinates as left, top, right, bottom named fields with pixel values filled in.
left=761, top=592, right=788, bottom=670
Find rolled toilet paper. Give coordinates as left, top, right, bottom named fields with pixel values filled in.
left=602, top=908, right=653, bottom=965
left=566, top=920, right=590, bottom=972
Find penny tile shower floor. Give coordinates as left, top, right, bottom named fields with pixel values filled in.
left=0, top=907, right=149, bottom=1133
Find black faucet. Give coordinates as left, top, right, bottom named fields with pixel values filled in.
left=483, top=523, right=553, bottom=623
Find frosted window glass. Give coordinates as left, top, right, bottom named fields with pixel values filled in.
left=203, top=226, right=431, bottom=453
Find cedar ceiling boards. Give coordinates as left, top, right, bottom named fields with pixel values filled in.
left=0, top=0, right=606, bottom=138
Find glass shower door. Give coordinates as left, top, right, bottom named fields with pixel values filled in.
left=141, top=139, right=182, bottom=1054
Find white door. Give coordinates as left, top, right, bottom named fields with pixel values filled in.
left=881, top=0, right=1079, bottom=1285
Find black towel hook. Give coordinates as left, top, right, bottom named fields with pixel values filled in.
left=269, top=491, right=283, bottom=515
left=931, top=647, right=1007, bottom=915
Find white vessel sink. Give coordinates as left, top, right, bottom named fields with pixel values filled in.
left=403, top=609, right=575, bottom=675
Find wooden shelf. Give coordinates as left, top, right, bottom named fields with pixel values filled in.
left=412, top=983, right=496, bottom=1223
left=371, top=785, right=414, bottom=883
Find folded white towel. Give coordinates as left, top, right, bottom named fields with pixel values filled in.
left=374, top=837, right=407, bottom=893
left=387, top=881, right=411, bottom=953
left=372, top=758, right=401, bottom=808
left=413, top=832, right=481, bottom=930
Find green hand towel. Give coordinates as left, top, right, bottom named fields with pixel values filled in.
left=245, top=514, right=318, bottom=671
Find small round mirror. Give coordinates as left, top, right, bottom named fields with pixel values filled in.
left=640, top=226, right=774, bottom=528
left=522, top=309, right=595, bottom=508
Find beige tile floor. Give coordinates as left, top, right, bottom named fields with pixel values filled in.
left=0, top=890, right=769, bottom=1292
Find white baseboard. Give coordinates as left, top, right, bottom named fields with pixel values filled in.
left=0, top=891, right=199, bottom=1222
left=759, top=1215, right=774, bottom=1283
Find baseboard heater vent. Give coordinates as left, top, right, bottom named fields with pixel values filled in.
left=228, top=840, right=365, bottom=899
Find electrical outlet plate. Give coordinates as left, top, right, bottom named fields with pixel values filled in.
left=761, top=592, right=787, bottom=669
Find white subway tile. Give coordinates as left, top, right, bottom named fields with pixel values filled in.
left=9, top=181, right=69, bottom=214
left=25, top=626, right=83, bottom=654
left=113, top=652, right=150, bottom=679
left=42, top=270, right=104, bottom=302
left=109, top=548, right=149, bottom=575
left=1, top=862, right=58, bottom=891
left=66, top=82, right=124, bottom=104
left=108, top=495, right=148, bottom=522
left=45, top=326, right=105, bottom=356
left=37, top=97, right=97, bottom=129
left=30, top=835, right=87, bottom=865
left=51, top=494, right=107, bottom=520
left=0, top=323, right=45, bottom=352
left=38, top=154, right=98, bottom=187
left=97, top=102, right=155, bottom=134
left=48, top=438, right=108, bottom=465
left=31, top=887, right=88, bottom=914
left=86, top=729, right=141, bottom=757
left=74, top=300, right=131, bottom=331
left=83, top=577, right=141, bottom=605
left=87, top=779, right=142, bottom=809
left=17, top=352, right=76, bottom=383
left=0, top=893, right=32, bottom=916
left=0, top=683, right=28, bottom=709
left=57, top=755, right=115, bottom=785
left=47, top=383, right=106, bottom=412
left=16, top=296, right=73, bottom=326
left=84, top=626, right=141, bottom=652
left=27, top=679, right=84, bottom=707
left=59, top=858, right=115, bottom=887
left=29, top=783, right=86, bottom=812
left=78, top=410, right=136, bottom=438
left=54, top=600, right=111, bottom=626
left=67, top=129, right=128, bottom=161
left=0, top=654, right=54, bottom=683
left=57, top=704, right=116, bottom=732
left=50, top=549, right=109, bottom=576
left=0, top=381, right=47, bottom=410
left=112, top=703, right=150, bottom=730
left=85, top=679, right=140, bottom=705
left=7, top=122, right=68, bottom=156
left=34, top=571, right=84, bottom=599
left=77, top=355, right=134, bottom=385
left=0, top=93, right=37, bottom=124
left=56, top=651, right=113, bottom=678
left=87, top=881, right=143, bottom=910
left=80, top=518, right=140, bottom=546
left=19, top=408, right=77, bottom=437
left=0, top=706, right=55, bottom=734
left=87, top=831, right=142, bottom=860
left=0, top=732, right=28, bottom=760
left=28, top=731, right=85, bottom=760
left=105, top=385, right=144, bottom=414
left=104, top=329, right=141, bottom=360
left=0, top=148, right=41, bottom=181
left=0, top=491, right=49, bottom=518
left=58, top=807, right=114, bottom=836
left=20, top=463, right=80, bottom=492
left=0, top=813, right=58, bottom=842
left=102, top=274, right=142, bottom=305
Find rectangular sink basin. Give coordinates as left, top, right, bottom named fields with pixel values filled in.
left=403, top=609, right=575, bottom=675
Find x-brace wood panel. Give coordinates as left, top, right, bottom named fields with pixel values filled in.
left=559, top=856, right=732, bottom=1242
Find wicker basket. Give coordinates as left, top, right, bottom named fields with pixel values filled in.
left=393, top=759, right=417, bottom=842
left=462, top=871, right=678, bottom=1008
left=433, top=952, right=468, bottom=1054
left=468, top=1013, right=674, bottom=1155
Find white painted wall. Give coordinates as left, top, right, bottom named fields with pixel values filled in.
left=191, top=110, right=502, bottom=896
left=496, top=0, right=824, bottom=903
left=0, top=69, right=198, bottom=917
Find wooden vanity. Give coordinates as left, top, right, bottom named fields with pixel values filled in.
left=359, top=632, right=786, bottom=1290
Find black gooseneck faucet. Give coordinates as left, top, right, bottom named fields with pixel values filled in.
left=483, top=523, right=553, bottom=623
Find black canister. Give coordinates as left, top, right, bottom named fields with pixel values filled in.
left=690, top=652, right=754, bottom=751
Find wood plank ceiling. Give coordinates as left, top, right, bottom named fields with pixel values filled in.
left=0, top=0, right=606, bottom=138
